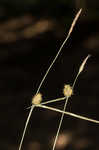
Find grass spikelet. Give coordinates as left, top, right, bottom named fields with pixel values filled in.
left=63, top=84, right=73, bottom=97
left=72, top=54, right=91, bottom=89
left=32, top=93, right=42, bottom=105
left=78, top=54, right=91, bottom=74
left=68, top=8, right=82, bottom=36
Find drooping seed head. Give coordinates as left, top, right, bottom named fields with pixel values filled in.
left=32, top=93, right=42, bottom=105
left=63, top=84, right=73, bottom=97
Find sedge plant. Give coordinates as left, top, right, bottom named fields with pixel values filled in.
left=18, top=8, right=99, bottom=150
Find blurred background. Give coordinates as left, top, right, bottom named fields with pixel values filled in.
left=0, top=0, right=99, bottom=150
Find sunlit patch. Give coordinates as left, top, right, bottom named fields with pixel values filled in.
left=51, top=132, right=72, bottom=149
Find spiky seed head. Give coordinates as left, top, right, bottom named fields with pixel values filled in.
left=32, top=93, right=42, bottom=105
left=63, top=84, right=73, bottom=97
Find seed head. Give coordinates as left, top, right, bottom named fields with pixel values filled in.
left=32, top=93, right=42, bottom=105
left=78, top=54, right=91, bottom=74
left=63, top=84, right=73, bottom=97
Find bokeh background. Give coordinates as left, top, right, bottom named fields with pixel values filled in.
left=0, top=0, right=99, bottom=150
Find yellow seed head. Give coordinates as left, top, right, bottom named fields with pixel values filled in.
left=63, top=84, right=73, bottom=97
left=32, top=93, right=42, bottom=105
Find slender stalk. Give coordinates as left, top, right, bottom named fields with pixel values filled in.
left=18, top=8, right=82, bottom=150
left=25, top=54, right=91, bottom=150
left=52, top=97, right=69, bottom=150
left=51, top=53, right=91, bottom=149
left=36, top=104, right=99, bottom=124
left=36, top=8, right=82, bottom=94
left=27, top=97, right=66, bottom=110
left=18, top=105, right=35, bottom=150
left=41, top=97, right=66, bottom=105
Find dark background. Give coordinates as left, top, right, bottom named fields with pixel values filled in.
left=0, top=0, right=99, bottom=150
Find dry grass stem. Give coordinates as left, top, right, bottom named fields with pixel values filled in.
left=36, top=8, right=82, bottom=94
left=37, top=104, right=99, bottom=124
left=18, top=8, right=88, bottom=150
left=52, top=97, right=69, bottom=150
left=18, top=105, right=35, bottom=150
left=52, top=54, right=90, bottom=150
